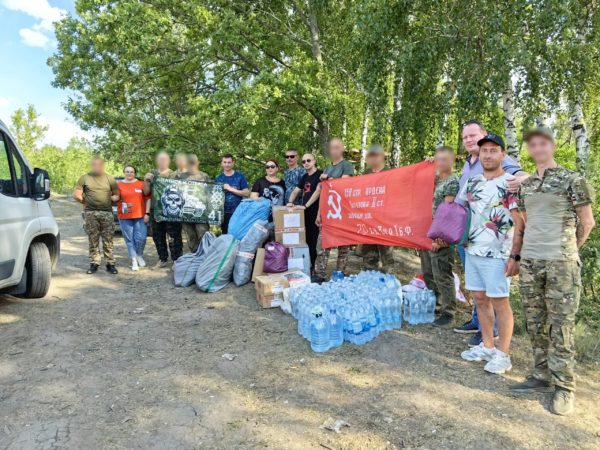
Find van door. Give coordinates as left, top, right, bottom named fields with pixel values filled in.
left=0, top=132, right=37, bottom=285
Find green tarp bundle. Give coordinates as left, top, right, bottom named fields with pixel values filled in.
left=152, top=176, right=225, bottom=224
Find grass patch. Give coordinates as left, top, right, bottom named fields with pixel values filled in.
left=574, top=322, right=600, bottom=361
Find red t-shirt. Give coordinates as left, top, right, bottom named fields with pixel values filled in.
left=116, top=180, right=147, bottom=219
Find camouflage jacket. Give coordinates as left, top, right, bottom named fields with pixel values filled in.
left=176, top=171, right=211, bottom=182
left=518, top=166, right=594, bottom=261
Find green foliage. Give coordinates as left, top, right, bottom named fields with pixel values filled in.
left=10, top=105, right=48, bottom=155
left=9, top=105, right=117, bottom=193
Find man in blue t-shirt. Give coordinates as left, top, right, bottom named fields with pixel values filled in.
left=215, top=154, right=250, bottom=234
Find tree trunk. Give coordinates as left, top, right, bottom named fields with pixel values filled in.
left=437, top=115, right=446, bottom=147
left=342, top=83, right=348, bottom=141
left=307, top=1, right=323, bottom=65
left=390, top=73, right=403, bottom=167
left=360, top=104, right=370, bottom=173
left=503, top=78, right=519, bottom=161
left=317, top=118, right=329, bottom=156
left=305, top=0, right=327, bottom=153
left=571, top=100, right=590, bottom=175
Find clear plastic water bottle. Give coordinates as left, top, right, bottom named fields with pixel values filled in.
left=403, top=291, right=412, bottom=324
left=350, top=307, right=362, bottom=344
left=310, top=308, right=330, bottom=352
left=328, top=308, right=343, bottom=348
left=425, top=289, right=436, bottom=323
left=412, top=292, right=421, bottom=325
left=391, top=294, right=402, bottom=329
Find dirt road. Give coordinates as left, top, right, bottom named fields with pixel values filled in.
left=1, top=198, right=599, bottom=449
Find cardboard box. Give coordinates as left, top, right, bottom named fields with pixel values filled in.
left=251, top=248, right=266, bottom=282
left=256, top=291, right=283, bottom=309
left=273, top=206, right=306, bottom=247
left=255, top=270, right=311, bottom=308
left=287, top=245, right=311, bottom=276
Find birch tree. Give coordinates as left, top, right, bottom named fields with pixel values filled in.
left=503, top=78, right=519, bottom=161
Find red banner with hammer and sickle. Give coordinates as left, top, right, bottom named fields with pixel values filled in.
left=319, top=161, right=436, bottom=250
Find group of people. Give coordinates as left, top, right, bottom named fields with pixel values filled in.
left=418, top=121, right=594, bottom=416
left=73, top=120, right=595, bottom=416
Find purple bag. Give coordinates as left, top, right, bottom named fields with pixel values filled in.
left=263, top=241, right=289, bottom=273
left=427, top=202, right=469, bottom=245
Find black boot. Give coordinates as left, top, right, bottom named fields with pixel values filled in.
left=432, top=312, right=454, bottom=327
left=87, top=263, right=99, bottom=274
left=510, top=376, right=554, bottom=393
left=106, top=264, right=118, bottom=274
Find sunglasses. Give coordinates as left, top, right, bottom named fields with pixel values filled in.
left=302, top=159, right=313, bottom=164
left=285, top=155, right=297, bottom=159
left=265, top=165, right=277, bottom=169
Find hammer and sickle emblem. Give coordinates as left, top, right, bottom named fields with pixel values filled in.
left=326, top=189, right=343, bottom=220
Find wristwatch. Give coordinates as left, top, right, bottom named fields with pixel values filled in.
left=509, top=254, right=521, bottom=262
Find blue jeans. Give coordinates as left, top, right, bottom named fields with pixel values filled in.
left=119, top=218, right=147, bottom=258
left=458, top=245, right=498, bottom=334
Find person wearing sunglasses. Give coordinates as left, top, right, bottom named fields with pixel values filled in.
left=283, top=148, right=305, bottom=205
left=250, top=160, right=286, bottom=209
left=117, top=165, right=149, bottom=271
left=287, top=154, right=322, bottom=271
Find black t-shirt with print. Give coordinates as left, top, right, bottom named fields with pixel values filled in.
left=297, top=169, right=323, bottom=216
left=251, top=177, right=286, bottom=207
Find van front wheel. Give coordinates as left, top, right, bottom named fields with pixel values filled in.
left=24, top=242, right=51, bottom=298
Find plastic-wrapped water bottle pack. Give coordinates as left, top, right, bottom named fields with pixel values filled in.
left=288, top=271, right=435, bottom=353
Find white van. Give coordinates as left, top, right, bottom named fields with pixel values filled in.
left=0, top=119, right=59, bottom=298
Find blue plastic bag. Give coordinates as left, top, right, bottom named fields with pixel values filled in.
left=228, top=199, right=271, bottom=240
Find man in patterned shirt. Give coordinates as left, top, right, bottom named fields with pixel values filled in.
left=511, top=127, right=595, bottom=415
left=283, top=148, right=305, bottom=205
left=458, top=134, right=524, bottom=375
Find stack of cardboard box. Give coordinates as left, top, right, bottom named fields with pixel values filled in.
left=254, top=270, right=311, bottom=308
left=253, top=206, right=312, bottom=308
left=273, top=206, right=310, bottom=276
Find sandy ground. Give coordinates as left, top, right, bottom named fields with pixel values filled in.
left=1, top=197, right=599, bottom=450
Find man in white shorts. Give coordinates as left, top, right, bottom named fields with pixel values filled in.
left=458, top=133, right=524, bottom=374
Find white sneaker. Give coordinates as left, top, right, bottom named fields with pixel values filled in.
left=131, top=258, right=139, bottom=271
left=484, top=351, right=512, bottom=374
left=136, top=255, right=146, bottom=267
left=461, top=343, right=495, bottom=362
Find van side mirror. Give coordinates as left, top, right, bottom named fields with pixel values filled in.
left=31, top=168, right=50, bottom=201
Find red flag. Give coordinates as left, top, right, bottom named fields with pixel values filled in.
left=320, top=161, right=435, bottom=250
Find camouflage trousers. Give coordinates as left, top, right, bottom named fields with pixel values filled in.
left=359, top=244, right=395, bottom=273
left=183, top=223, right=210, bottom=253
left=419, top=247, right=456, bottom=316
left=83, top=210, right=115, bottom=265
left=314, top=232, right=350, bottom=279
left=520, top=258, right=581, bottom=392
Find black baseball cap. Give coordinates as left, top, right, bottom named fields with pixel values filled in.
left=477, top=133, right=505, bottom=150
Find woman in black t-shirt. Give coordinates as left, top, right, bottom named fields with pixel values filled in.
left=251, top=159, right=286, bottom=207
left=286, top=153, right=322, bottom=271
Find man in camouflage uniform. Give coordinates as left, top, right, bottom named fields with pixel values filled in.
left=143, top=152, right=183, bottom=268
left=74, top=157, right=120, bottom=274
left=512, top=127, right=596, bottom=416
left=358, top=144, right=395, bottom=273
left=179, top=154, right=211, bottom=252
left=419, top=146, right=460, bottom=326
left=312, top=138, right=354, bottom=282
